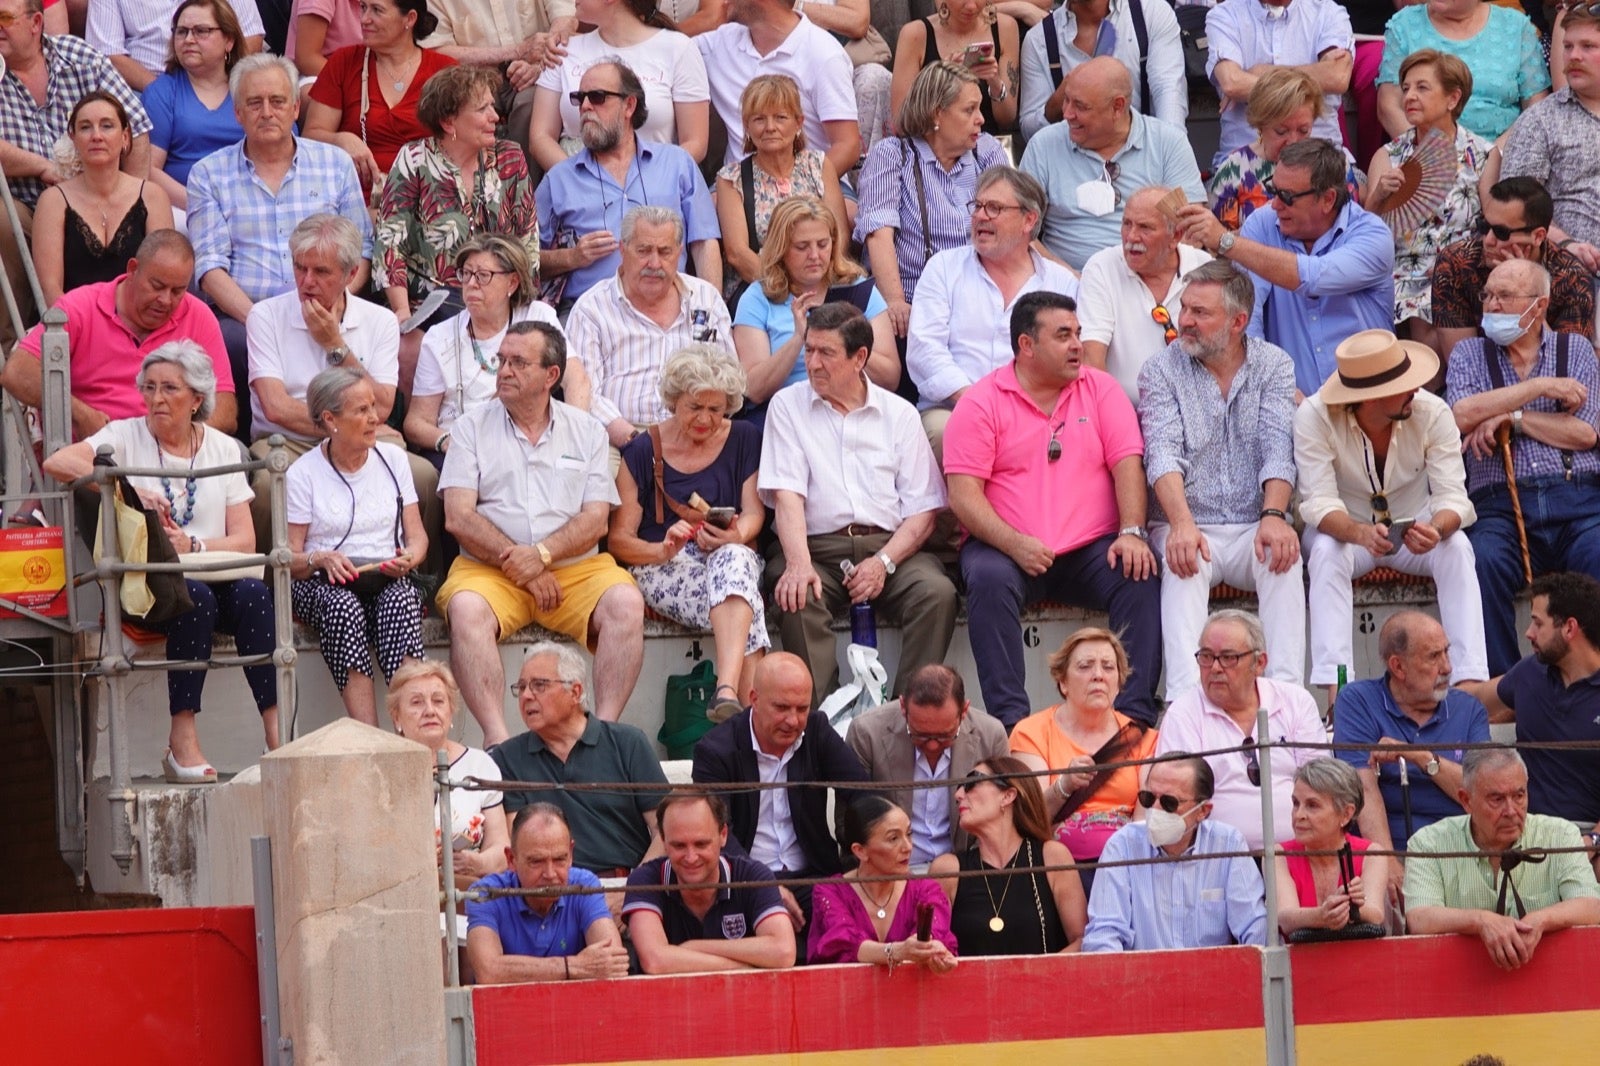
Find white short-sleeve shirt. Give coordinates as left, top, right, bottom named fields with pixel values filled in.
left=413, top=304, right=563, bottom=432
left=86, top=419, right=253, bottom=543
left=246, top=291, right=401, bottom=442
left=286, top=441, right=418, bottom=558
left=1076, top=242, right=1214, bottom=402
left=536, top=28, right=709, bottom=148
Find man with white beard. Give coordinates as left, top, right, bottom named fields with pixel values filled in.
left=1135, top=259, right=1305, bottom=699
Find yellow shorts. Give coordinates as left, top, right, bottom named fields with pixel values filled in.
left=435, top=553, right=637, bottom=646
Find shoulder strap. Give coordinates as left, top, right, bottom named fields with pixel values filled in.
left=1556, top=330, right=1577, bottom=477
left=1043, top=14, right=1063, bottom=88
left=902, top=138, right=935, bottom=266
left=1128, top=0, right=1152, bottom=117
left=1054, top=721, right=1147, bottom=822
left=740, top=156, right=761, bottom=256
left=1484, top=340, right=1507, bottom=390
left=646, top=425, right=706, bottom=527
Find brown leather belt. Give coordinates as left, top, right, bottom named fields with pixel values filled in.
left=828, top=524, right=889, bottom=537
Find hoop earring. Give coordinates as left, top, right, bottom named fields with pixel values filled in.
left=938, top=3, right=951, bottom=23
left=985, top=1, right=997, bottom=24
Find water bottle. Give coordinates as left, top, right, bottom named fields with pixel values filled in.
left=851, top=603, right=878, bottom=648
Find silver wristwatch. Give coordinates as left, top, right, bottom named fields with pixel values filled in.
left=1118, top=525, right=1148, bottom=541
left=876, top=551, right=897, bottom=575
left=1216, top=232, right=1237, bottom=258
left=325, top=344, right=351, bottom=366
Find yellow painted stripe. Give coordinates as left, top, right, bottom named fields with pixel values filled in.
left=556, top=1030, right=1268, bottom=1066
left=1298, top=1011, right=1600, bottom=1066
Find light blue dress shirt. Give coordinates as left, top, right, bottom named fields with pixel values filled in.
left=1241, top=197, right=1395, bottom=397
left=910, top=748, right=952, bottom=866
left=1082, top=819, right=1267, bottom=952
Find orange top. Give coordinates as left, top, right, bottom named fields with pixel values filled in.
left=1009, top=708, right=1160, bottom=816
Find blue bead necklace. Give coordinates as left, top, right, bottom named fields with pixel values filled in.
left=152, top=422, right=200, bottom=528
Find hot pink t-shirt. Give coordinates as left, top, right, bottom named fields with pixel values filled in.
left=17, top=277, right=234, bottom=431
left=943, top=363, right=1143, bottom=554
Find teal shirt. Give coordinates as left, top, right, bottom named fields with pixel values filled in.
left=1377, top=6, right=1550, bottom=142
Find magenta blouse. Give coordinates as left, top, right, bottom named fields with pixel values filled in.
left=806, top=876, right=959, bottom=964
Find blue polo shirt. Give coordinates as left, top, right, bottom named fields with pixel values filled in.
left=535, top=139, right=719, bottom=302
left=621, top=855, right=786, bottom=945
left=466, top=867, right=611, bottom=958
left=1333, top=677, right=1490, bottom=848
left=1500, top=655, right=1600, bottom=824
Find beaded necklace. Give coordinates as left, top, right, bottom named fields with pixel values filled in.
left=151, top=421, right=200, bottom=527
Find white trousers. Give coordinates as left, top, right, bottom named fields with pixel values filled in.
left=1303, top=524, right=1489, bottom=685
left=1152, top=522, right=1306, bottom=700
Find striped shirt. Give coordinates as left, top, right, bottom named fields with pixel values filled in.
left=1445, top=331, right=1600, bottom=490
left=563, top=273, right=735, bottom=428
left=186, top=137, right=373, bottom=304
left=87, top=0, right=265, bottom=77
left=852, top=134, right=1009, bottom=302
left=1404, top=814, right=1600, bottom=914
left=0, top=36, right=153, bottom=208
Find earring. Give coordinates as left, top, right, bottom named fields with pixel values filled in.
left=933, top=122, right=940, bottom=132
left=985, top=2, right=997, bottom=24
left=938, top=3, right=950, bottom=22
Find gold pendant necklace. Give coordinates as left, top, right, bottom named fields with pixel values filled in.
left=982, top=844, right=1019, bottom=933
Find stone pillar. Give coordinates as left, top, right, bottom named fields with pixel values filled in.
left=262, top=719, right=446, bottom=1065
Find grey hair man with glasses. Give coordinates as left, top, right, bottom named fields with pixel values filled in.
left=438, top=322, right=645, bottom=744
left=488, top=642, right=667, bottom=876
left=1154, top=609, right=1324, bottom=851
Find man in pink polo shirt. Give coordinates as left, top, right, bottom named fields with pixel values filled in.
left=0, top=230, right=236, bottom=439
left=945, top=291, right=1162, bottom=728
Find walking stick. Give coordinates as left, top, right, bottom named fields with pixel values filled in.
left=1494, top=421, right=1534, bottom=587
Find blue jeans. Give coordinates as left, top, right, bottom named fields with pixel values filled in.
left=1468, top=476, right=1600, bottom=673
left=960, top=534, right=1162, bottom=729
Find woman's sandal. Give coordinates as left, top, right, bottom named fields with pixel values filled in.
left=707, top=683, right=744, bottom=724
left=162, top=749, right=218, bottom=785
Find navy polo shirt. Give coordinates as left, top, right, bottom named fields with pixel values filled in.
left=1333, top=678, right=1491, bottom=848
left=1500, top=655, right=1600, bottom=824
left=621, top=855, right=787, bottom=945
left=466, top=868, right=612, bottom=958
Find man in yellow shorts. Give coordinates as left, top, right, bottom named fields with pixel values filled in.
left=438, top=321, right=645, bottom=745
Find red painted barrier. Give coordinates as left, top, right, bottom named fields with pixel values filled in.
left=0, top=906, right=261, bottom=1066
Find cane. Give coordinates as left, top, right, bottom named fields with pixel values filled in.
left=1493, top=421, right=1534, bottom=587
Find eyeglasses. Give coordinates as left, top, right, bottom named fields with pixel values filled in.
left=1479, top=289, right=1540, bottom=307
left=1194, top=648, right=1255, bottom=669
left=1475, top=217, right=1537, bottom=241
left=1137, top=790, right=1193, bottom=814
left=509, top=677, right=575, bottom=697
left=0, top=10, right=33, bottom=27
left=968, top=199, right=1026, bottom=219
left=174, top=25, right=221, bottom=40
left=1268, top=184, right=1319, bottom=207
left=1242, top=736, right=1262, bottom=788
left=139, top=381, right=191, bottom=398
left=243, top=95, right=294, bottom=113
left=568, top=89, right=629, bottom=107
left=906, top=721, right=962, bottom=746
left=1370, top=492, right=1391, bottom=525
left=459, top=267, right=512, bottom=286
left=1047, top=421, right=1064, bottom=463
left=500, top=355, right=545, bottom=372
left=1151, top=303, right=1177, bottom=344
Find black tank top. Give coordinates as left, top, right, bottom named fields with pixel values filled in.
left=950, top=838, right=1069, bottom=956
left=62, top=186, right=149, bottom=293
left=919, top=17, right=1006, bottom=134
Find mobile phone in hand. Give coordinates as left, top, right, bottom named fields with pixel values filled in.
left=963, top=41, right=994, bottom=66
left=705, top=507, right=736, bottom=529
left=1382, top=518, right=1416, bottom=555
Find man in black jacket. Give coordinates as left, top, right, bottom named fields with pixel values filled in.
left=691, top=651, right=872, bottom=950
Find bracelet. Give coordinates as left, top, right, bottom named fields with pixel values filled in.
left=434, top=431, right=450, bottom=452
left=1557, top=237, right=1576, bottom=250
left=1259, top=508, right=1288, bottom=522
left=883, top=941, right=896, bottom=973
left=563, top=956, right=570, bottom=981
left=189, top=535, right=199, bottom=553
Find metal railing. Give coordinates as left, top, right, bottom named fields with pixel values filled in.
left=83, top=440, right=298, bottom=873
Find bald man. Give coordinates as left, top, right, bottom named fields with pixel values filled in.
left=691, top=652, right=872, bottom=931
left=1078, top=185, right=1215, bottom=402
left=1447, top=258, right=1600, bottom=675
left=1018, top=57, right=1204, bottom=272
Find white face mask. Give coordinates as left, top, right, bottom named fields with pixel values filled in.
left=1076, top=179, right=1117, bottom=217
left=1145, top=802, right=1200, bottom=848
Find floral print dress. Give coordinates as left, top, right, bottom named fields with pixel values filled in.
left=375, top=137, right=540, bottom=298
left=1383, top=124, right=1490, bottom=324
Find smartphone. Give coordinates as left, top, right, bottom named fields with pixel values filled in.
left=915, top=901, right=934, bottom=942
left=705, top=507, right=736, bottom=529
left=1382, top=518, right=1416, bottom=555
left=962, top=41, right=994, bottom=66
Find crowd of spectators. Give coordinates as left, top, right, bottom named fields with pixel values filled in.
left=4, top=0, right=1600, bottom=984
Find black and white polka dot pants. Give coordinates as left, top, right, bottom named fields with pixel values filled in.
left=290, top=577, right=424, bottom=691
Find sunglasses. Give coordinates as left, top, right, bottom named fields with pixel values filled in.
left=1269, top=184, right=1319, bottom=207
left=957, top=768, right=1011, bottom=791
left=1137, top=790, right=1194, bottom=814
left=568, top=89, right=629, bottom=107
left=1047, top=421, right=1064, bottom=463
left=1151, top=303, right=1177, bottom=344
left=1242, top=736, right=1261, bottom=788
left=1475, top=217, right=1537, bottom=241
left=1370, top=492, right=1391, bottom=526
left=1557, top=0, right=1600, bottom=13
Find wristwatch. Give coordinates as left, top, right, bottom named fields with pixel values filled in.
left=325, top=344, right=351, bottom=366
left=875, top=550, right=897, bottom=575
left=1423, top=756, right=1440, bottom=777
left=535, top=542, right=552, bottom=566
left=1216, top=232, right=1237, bottom=259
left=1511, top=409, right=1524, bottom=436
left=1118, top=525, right=1149, bottom=541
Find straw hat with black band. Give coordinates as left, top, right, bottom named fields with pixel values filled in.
left=1318, top=329, right=1439, bottom=405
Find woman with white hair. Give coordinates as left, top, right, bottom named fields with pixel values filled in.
left=608, top=346, right=766, bottom=720
left=286, top=366, right=428, bottom=726
left=44, top=341, right=279, bottom=784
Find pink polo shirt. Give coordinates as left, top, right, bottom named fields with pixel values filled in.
left=943, top=363, right=1143, bottom=554
left=17, top=277, right=233, bottom=429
